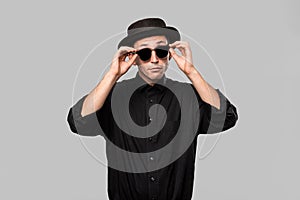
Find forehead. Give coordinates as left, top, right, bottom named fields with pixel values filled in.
left=133, top=35, right=168, bottom=48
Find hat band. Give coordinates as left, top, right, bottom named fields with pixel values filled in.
left=127, top=27, right=166, bottom=36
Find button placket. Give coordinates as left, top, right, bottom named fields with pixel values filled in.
left=148, top=95, right=155, bottom=123
left=148, top=171, right=159, bottom=200
left=147, top=94, right=156, bottom=141
left=151, top=196, right=157, bottom=200
left=145, top=91, right=160, bottom=200
left=148, top=176, right=157, bottom=200
left=150, top=176, right=156, bottom=182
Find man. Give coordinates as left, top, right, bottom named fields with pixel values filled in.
left=67, top=18, right=238, bottom=200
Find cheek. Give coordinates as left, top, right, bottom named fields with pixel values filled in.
left=138, top=65, right=147, bottom=73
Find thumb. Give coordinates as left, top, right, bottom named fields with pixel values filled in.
left=169, top=48, right=180, bottom=63
left=127, top=54, right=138, bottom=66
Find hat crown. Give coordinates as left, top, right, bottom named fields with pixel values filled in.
left=127, top=18, right=167, bottom=34
left=118, top=17, right=180, bottom=48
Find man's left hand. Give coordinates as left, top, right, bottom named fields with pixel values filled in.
left=169, top=41, right=196, bottom=75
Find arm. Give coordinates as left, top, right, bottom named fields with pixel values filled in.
left=186, top=69, right=220, bottom=110
left=67, top=47, right=138, bottom=135
left=169, top=41, right=238, bottom=134
left=81, top=71, right=118, bottom=117
left=169, top=41, right=220, bottom=109
left=81, top=47, right=138, bottom=117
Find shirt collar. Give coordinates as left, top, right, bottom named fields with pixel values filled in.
left=134, top=72, right=167, bottom=92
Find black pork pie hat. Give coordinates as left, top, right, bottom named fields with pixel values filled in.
left=117, top=18, right=181, bottom=49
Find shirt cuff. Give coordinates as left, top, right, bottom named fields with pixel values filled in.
left=67, top=95, right=102, bottom=136
left=211, top=89, right=227, bottom=113
left=201, top=89, right=237, bottom=134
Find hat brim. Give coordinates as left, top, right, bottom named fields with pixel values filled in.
left=117, top=26, right=180, bottom=49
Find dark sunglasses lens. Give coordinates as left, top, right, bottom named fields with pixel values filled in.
left=155, top=49, right=169, bottom=58
left=137, top=48, right=152, bottom=61
left=137, top=46, right=169, bottom=61
left=155, top=45, right=169, bottom=58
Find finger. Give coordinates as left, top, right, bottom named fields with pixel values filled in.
left=176, top=46, right=186, bottom=56
left=118, top=46, right=136, bottom=54
left=116, top=46, right=136, bottom=58
left=171, top=43, right=189, bottom=50
left=169, top=42, right=190, bottom=56
left=114, top=47, right=136, bottom=63
left=169, top=41, right=182, bottom=47
left=173, top=42, right=193, bottom=57
left=169, top=48, right=181, bottom=62
left=177, top=46, right=193, bottom=64
left=169, top=41, right=188, bottom=48
left=126, top=54, right=138, bottom=66
left=170, top=44, right=186, bottom=57
left=118, top=46, right=136, bottom=51
left=120, top=54, right=127, bottom=62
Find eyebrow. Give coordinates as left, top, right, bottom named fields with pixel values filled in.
left=139, top=40, right=168, bottom=47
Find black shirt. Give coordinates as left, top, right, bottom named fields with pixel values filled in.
left=67, top=73, right=238, bottom=200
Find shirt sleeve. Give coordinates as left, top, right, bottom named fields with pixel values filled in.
left=67, top=94, right=111, bottom=137
left=196, top=88, right=238, bottom=134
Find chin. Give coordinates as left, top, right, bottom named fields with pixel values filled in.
left=149, top=74, right=163, bottom=81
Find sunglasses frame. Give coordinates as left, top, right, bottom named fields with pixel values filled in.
left=135, top=45, right=170, bottom=61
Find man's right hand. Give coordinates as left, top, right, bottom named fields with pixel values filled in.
left=109, top=46, right=138, bottom=78
left=81, top=47, right=137, bottom=117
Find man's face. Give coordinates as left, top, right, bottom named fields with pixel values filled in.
left=133, top=35, right=170, bottom=85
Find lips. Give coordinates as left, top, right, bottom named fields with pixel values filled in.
left=149, top=68, right=162, bottom=73
left=149, top=67, right=162, bottom=71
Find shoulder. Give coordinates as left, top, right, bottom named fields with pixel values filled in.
left=115, top=77, right=136, bottom=88
left=112, top=77, right=142, bottom=96
left=165, top=77, right=193, bottom=91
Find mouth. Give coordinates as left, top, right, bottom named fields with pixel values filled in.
left=149, top=67, right=163, bottom=72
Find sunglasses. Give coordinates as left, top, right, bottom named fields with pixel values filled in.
left=135, top=45, right=170, bottom=61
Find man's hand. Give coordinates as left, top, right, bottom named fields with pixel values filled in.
left=169, top=41, right=196, bottom=75
left=169, top=41, right=221, bottom=110
left=109, top=46, right=138, bottom=78
left=81, top=47, right=137, bottom=117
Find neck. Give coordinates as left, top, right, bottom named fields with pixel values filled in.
left=138, top=71, right=160, bottom=86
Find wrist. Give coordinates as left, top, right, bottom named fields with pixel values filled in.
left=185, top=66, right=198, bottom=77
left=106, top=70, right=120, bottom=81
left=186, top=67, right=205, bottom=84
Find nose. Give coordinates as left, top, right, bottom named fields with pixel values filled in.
left=150, top=50, right=159, bottom=64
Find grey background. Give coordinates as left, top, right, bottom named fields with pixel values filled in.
left=1, top=0, right=299, bottom=199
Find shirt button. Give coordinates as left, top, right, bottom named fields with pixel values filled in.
left=149, top=99, right=153, bottom=103
left=148, top=137, right=152, bottom=141
left=151, top=197, right=157, bottom=200
left=149, top=156, right=154, bottom=161
left=150, top=176, right=156, bottom=182
left=149, top=118, right=152, bottom=121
